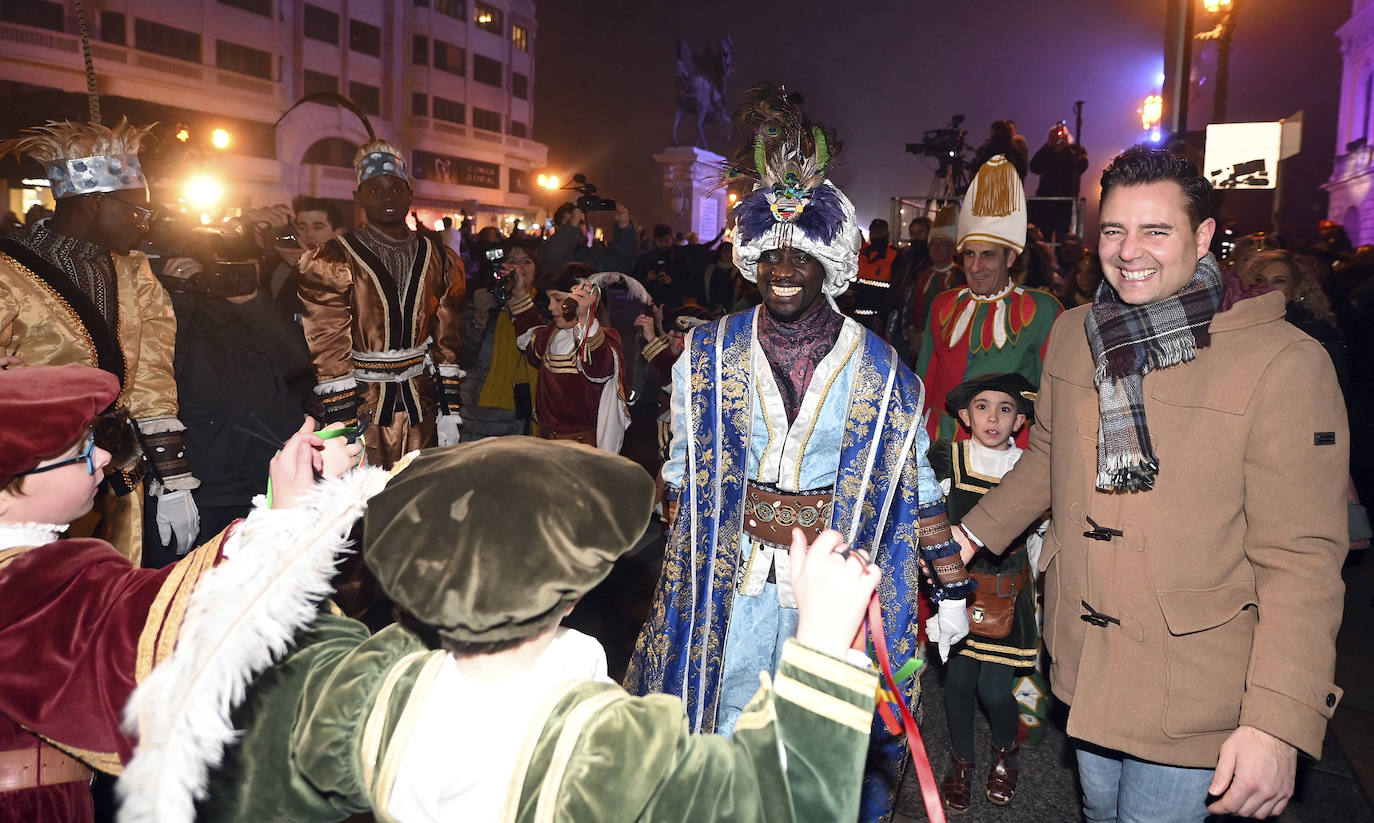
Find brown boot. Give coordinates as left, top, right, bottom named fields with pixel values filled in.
left=940, top=753, right=975, bottom=814
left=986, top=742, right=1019, bottom=806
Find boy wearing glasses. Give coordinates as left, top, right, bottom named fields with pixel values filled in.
left=0, top=363, right=364, bottom=821
left=0, top=119, right=202, bottom=564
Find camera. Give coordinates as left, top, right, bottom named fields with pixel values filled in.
left=905, top=115, right=969, bottom=171
left=484, top=247, right=514, bottom=304
left=144, top=217, right=263, bottom=299
left=566, top=173, right=617, bottom=212
left=272, top=225, right=300, bottom=248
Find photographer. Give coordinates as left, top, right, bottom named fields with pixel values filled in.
left=632, top=223, right=695, bottom=309
left=542, top=201, right=638, bottom=274
left=264, top=197, right=346, bottom=318
left=1028, top=123, right=1088, bottom=243
left=151, top=233, right=313, bottom=564
left=459, top=239, right=539, bottom=440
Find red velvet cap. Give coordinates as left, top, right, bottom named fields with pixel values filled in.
left=0, top=364, right=119, bottom=485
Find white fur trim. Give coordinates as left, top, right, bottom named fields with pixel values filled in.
left=733, top=180, right=862, bottom=297
left=314, top=375, right=359, bottom=396
left=135, top=416, right=186, bottom=435
left=436, top=363, right=465, bottom=378
left=116, top=465, right=393, bottom=823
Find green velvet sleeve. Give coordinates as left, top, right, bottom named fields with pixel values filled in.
left=515, top=639, right=877, bottom=823
left=198, top=619, right=428, bottom=823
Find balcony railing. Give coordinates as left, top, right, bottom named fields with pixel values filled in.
left=1331, top=145, right=1374, bottom=183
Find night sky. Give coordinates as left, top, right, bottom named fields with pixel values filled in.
left=534, top=0, right=1346, bottom=246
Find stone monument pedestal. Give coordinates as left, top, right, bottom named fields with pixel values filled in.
left=652, top=146, right=731, bottom=240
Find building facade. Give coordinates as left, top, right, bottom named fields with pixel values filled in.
left=0, top=0, right=546, bottom=232
left=1326, top=0, right=1374, bottom=244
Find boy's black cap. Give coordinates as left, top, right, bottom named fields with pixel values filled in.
left=945, top=372, right=1037, bottom=423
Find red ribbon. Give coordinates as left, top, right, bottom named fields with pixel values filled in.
left=863, top=595, right=947, bottom=823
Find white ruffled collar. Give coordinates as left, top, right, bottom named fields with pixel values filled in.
left=0, top=522, right=68, bottom=550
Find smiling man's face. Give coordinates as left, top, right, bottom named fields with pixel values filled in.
left=1098, top=180, right=1215, bottom=306
left=356, top=174, right=413, bottom=229
left=757, top=247, right=825, bottom=322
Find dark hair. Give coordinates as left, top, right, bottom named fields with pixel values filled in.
left=1099, top=146, right=1214, bottom=230
left=553, top=202, right=580, bottom=224
left=652, top=223, right=674, bottom=239
left=502, top=238, right=541, bottom=267
left=291, top=196, right=344, bottom=230
left=909, top=216, right=933, bottom=232
left=869, top=218, right=889, bottom=232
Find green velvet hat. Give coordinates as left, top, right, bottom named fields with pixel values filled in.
left=362, top=437, right=655, bottom=644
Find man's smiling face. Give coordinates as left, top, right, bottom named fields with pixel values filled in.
left=757, top=246, right=825, bottom=322
left=1098, top=180, right=1215, bottom=306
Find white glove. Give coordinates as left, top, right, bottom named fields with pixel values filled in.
left=155, top=489, right=201, bottom=556
left=436, top=413, right=463, bottom=447
left=924, top=597, right=970, bottom=663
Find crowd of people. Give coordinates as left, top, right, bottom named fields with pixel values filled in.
left=0, top=83, right=1357, bottom=823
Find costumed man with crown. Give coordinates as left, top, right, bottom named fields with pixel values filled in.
left=624, top=86, right=975, bottom=823
left=297, top=139, right=466, bottom=468
left=915, top=156, right=1062, bottom=444
left=0, top=119, right=202, bottom=564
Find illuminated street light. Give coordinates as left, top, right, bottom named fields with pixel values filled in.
left=185, top=175, right=224, bottom=211
left=1140, top=94, right=1164, bottom=131
left=211, top=128, right=231, bottom=150
left=728, top=192, right=738, bottom=204
left=537, top=173, right=548, bottom=187
left=175, top=126, right=190, bottom=143
left=543, top=175, right=560, bottom=189
left=1202, top=0, right=1231, bottom=12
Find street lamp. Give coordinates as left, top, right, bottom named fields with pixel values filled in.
left=1196, top=0, right=1242, bottom=123
left=536, top=173, right=560, bottom=190
left=1141, top=94, right=1164, bottom=131
left=211, top=128, right=231, bottom=150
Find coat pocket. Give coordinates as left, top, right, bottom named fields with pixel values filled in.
left=1156, top=580, right=1258, bottom=737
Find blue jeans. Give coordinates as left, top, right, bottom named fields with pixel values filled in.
left=715, top=582, right=799, bottom=736
left=1076, top=743, right=1215, bottom=823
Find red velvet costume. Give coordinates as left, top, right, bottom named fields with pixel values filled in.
left=508, top=292, right=627, bottom=442
left=0, top=533, right=226, bottom=820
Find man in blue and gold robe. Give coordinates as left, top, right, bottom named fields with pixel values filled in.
left=625, top=92, right=975, bottom=823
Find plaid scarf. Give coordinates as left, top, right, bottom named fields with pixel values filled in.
left=1084, top=254, right=1225, bottom=491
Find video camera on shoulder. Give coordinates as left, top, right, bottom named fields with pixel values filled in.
left=143, top=217, right=262, bottom=300
left=565, top=173, right=616, bottom=212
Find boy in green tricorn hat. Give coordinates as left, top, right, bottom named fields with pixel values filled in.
left=122, top=437, right=888, bottom=823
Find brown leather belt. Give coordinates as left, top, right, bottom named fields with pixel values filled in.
left=742, top=484, right=832, bottom=549
left=968, top=563, right=1030, bottom=599
left=0, top=743, right=94, bottom=793
left=540, top=429, right=596, bottom=445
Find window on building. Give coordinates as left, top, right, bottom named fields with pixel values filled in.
left=349, top=19, right=381, bottom=57
left=512, top=72, right=528, bottom=100
left=473, top=2, right=502, bottom=34
left=303, top=4, right=339, bottom=44
left=433, top=40, right=465, bottom=76
left=1364, top=73, right=1373, bottom=143
left=350, top=81, right=381, bottom=116
left=435, top=0, right=463, bottom=19
left=411, top=92, right=429, bottom=118
left=509, top=121, right=527, bottom=139
left=303, top=69, right=338, bottom=96
left=433, top=97, right=465, bottom=124
left=412, top=35, right=428, bottom=65
left=1, top=0, right=64, bottom=31
left=473, top=55, right=502, bottom=88
left=217, top=40, right=273, bottom=79
left=100, top=12, right=127, bottom=45
left=218, top=0, right=272, bottom=16
left=134, top=18, right=201, bottom=63
left=302, top=138, right=358, bottom=168
left=472, top=107, right=501, bottom=133
left=511, top=23, right=528, bottom=52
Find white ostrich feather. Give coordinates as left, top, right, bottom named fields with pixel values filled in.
left=116, top=465, right=392, bottom=823
left=587, top=270, right=653, bottom=306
